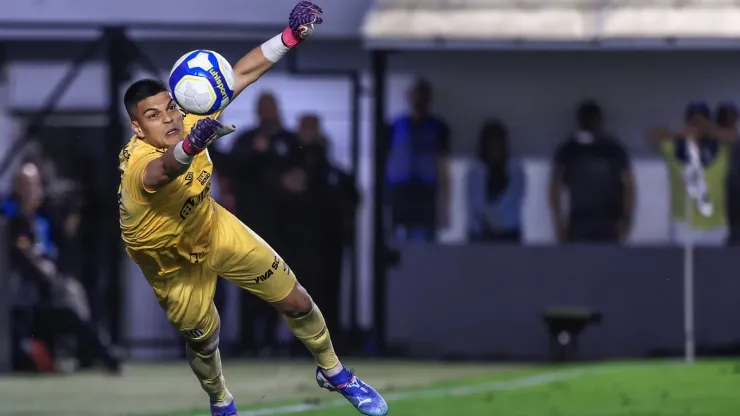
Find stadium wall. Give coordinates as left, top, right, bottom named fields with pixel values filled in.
left=387, top=244, right=740, bottom=361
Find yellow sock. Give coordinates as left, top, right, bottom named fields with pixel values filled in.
left=185, top=345, right=229, bottom=404
left=284, top=303, right=339, bottom=370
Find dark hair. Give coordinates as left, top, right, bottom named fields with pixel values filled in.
left=576, top=100, right=602, bottom=127
left=715, top=102, right=738, bottom=128
left=477, top=119, right=509, bottom=162
left=123, top=79, right=168, bottom=118
left=684, top=101, right=711, bottom=122
left=412, top=78, right=432, bottom=95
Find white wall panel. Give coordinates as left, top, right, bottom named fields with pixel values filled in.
left=413, top=157, right=674, bottom=245
left=436, top=158, right=672, bottom=245
left=7, top=61, right=107, bottom=110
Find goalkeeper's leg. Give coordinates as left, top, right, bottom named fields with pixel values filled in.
left=208, top=203, right=388, bottom=416
left=147, top=267, right=237, bottom=416
left=184, top=321, right=237, bottom=416
left=275, top=283, right=389, bottom=416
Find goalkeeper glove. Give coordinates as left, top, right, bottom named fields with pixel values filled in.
left=182, top=118, right=236, bottom=156
left=283, top=1, right=324, bottom=47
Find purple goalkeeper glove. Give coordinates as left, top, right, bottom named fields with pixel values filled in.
left=182, top=118, right=236, bottom=155
left=281, top=1, right=323, bottom=47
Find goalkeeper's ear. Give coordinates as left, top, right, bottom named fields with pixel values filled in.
left=132, top=120, right=145, bottom=139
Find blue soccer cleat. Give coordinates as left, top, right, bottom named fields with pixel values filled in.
left=210, top=396, right=238, bottom=416
left=316, top=366, right=389, bottom=416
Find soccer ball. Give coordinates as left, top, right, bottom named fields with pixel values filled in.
left=169, top=50, right=235, bottom=115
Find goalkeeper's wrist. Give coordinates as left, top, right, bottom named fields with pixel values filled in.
left=261, top=28, right=296, bottom=63
left=174, top=141, right=196, bottom=165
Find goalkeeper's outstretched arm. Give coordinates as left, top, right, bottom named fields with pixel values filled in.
left=230, top=46, right=278, bottom=99
left=230, top=2, right=323, bottom=99
left=143, top=144, right=191, bottom=191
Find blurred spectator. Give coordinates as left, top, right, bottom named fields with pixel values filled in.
left=208, top=92, right=300, bottom=355
left=22, top=147, right=107, bottom=335
left=212, top=92, right=300, bottom=241
left=721, top=103, right=740, bottom=244
left=43, top=177, right=85, bottom=282
left=466, top=119, right=525, bottom=243
left=284, top=114, right=358, bottom=343
left=549, top=101, right=635, bottom=243
left=716, top=102, right=738, bottom=131
left=647, top=102, right=732, bottom=245
left=385, top=79, right=451, bottom=242
left=6, top=162, right=119, bottom=373
left=272, top=116, right=317, bottom=340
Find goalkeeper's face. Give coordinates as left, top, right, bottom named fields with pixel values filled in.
left=132, top=92, right=185, bottom=148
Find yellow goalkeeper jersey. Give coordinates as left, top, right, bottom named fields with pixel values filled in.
left=118, top=112, right=220, bottom=277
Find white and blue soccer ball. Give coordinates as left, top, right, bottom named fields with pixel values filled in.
left=169, top=50, right=235, bottom=115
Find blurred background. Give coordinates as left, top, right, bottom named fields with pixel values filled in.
left=4, top=0, right=740, bottom=414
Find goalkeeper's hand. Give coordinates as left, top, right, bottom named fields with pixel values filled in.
left=282, top=1, right=323, bottom=47
left=182, top=118, right=236, bottom=155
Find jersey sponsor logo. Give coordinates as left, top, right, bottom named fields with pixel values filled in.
left=253, top=255, right=282, bottom=284
left=197, top=170, right=211, bottom=185
left=312, top=325, right=327, bottom=341
left=184, top=172, right=194, bottom=186
left=179, top=182, right=211, bottom=220
left=254, top=268, right=273, bottom=283
left=121, top=146, right=131, bottom=161
left=182, top=328, right=205, bottom=339
left=189, top=251, right=206, bottom=264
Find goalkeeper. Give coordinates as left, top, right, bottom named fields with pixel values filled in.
left=117, top=3, right=388, bottom=415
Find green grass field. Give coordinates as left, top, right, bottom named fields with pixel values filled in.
left=2, top=359, right=740, bottom=416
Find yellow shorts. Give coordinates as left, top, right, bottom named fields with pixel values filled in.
left=145, top=203, right=297, bottom=342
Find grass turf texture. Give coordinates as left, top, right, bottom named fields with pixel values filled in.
left=0, top=360, right=524, bottom=416
left=3, top=359, right=740, bottom=415
left=152, top=360, right=740, bottom=416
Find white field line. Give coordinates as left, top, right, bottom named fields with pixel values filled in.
left=242, top=369, right=588, bottom=416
